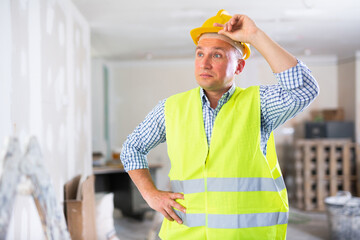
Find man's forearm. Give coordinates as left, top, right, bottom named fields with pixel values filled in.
left=128, top=168, right=157, bottom=200
left=251, top=29, right=297, bottom=73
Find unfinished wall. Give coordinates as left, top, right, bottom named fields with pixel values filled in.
left=0, top=0, right=91, bottom=238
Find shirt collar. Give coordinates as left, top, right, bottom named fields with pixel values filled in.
left=200, top=84, right=236, bottom=107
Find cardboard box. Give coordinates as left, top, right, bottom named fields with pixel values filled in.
left=64, top=175, right=97, bottom=240
left=323, top=108, right=344, bottom=121
left=310, top=108, right=345, bottom=122
left=310, top=109, right=324, bottom=122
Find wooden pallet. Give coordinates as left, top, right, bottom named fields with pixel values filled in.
left=295, top=139, right=360, bottom=211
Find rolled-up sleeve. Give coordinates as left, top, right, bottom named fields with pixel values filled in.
left=260, top=59, right=320, bottom=133
left=120, top=99, right=167, bottom=172
left=276, top=60, right=320, bottom=101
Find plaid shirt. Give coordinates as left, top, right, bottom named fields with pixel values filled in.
left=121, top=60, right=319, bottom=171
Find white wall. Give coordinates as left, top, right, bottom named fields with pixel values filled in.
left=91, top=59, right=106, bottom=153
left=108, top=55, right=338, bottom=189
left=337, top=54, right=360, bottom=143
left=0, top=0, right=91, bottom=238
left=338, top=58, right=356, bottom=122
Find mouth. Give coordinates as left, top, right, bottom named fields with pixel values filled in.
left=200, top=73, right=213, bottom=78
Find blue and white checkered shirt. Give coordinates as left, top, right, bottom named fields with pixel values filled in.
left=121, top=59, right=319, bottom=171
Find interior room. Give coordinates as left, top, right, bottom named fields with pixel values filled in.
left=0, top=0, right=360, bottom=239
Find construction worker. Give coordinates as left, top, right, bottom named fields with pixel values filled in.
left=121, top=10, right=319, bottom=239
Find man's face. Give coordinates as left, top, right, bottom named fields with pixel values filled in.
left=194, top=38, right=243, bottom=92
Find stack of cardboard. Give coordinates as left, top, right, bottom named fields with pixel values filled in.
left=310, top=108, right=345, bottom=122
left=64, top=175, right=97, bottom=240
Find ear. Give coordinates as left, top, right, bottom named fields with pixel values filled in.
left=235, top=59, right=245, bottom=75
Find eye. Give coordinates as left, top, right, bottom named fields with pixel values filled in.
left=214, top=53, right=222, bottom=58
left=196, top=52, right=204, bottom=57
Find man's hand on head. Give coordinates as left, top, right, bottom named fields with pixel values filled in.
left=214, top=13, right=297, bottom=72
left=144, top=189, right=186, bottom=224
left=214, top=14, right=260, bottom=46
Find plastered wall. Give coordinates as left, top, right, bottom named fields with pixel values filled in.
left=0, top=0, right=91, bottom=238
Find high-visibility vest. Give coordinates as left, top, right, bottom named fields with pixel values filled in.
left=160, top=86, right=289, bottom=240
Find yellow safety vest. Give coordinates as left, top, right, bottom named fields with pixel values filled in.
left=160, top=86, right=289, bottom=240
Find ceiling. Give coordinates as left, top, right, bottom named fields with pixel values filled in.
left=72, top=0, right=360, bottom=61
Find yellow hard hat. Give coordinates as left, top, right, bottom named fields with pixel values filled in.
left=190, top=9, right=251, bottom=60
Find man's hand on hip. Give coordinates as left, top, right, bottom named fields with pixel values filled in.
left=144, top=189, right=186, bottom=224
left=127, top=168, right=186, bottom=224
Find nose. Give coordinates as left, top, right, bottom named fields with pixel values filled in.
left=200, top=55, right=212, bottom=69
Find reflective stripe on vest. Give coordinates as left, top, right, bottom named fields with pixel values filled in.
left=171, top=176, right=286, bottom=194
left=171, top=178, right=205, bottom=194
left=174, top=210, right=288, bottom=228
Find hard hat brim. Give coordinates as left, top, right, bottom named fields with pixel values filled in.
left=190, top=27, right=251, bottom=60
left=190, top=27, right=223, bottom=45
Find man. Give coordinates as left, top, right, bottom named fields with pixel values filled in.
left=121, top=10, right=319, bottom=239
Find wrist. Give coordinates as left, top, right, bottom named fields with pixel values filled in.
left=249, top=28, right=265, bottom=49
left=142, top=186, right=158, bottom=201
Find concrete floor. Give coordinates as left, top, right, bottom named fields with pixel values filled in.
left=114, top=216, right=154, bottom=240
left=287, top=208, right=329, bottom=240
left=114, top=208, right=330, bottom=240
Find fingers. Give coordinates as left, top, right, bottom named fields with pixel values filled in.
left=225, top=16, right=241, bottom=32
left=213, top=21, right=233, bottom=32
left=171, top=192, right=184, bottom=200
left=160, top=209, right=173, bottom=222
left=230, top=15, right=242, bottom=26
left=159, top=202, right=184, bottom=224
left=172, top=201, right=186, bottom=213
left=169, top=192, right=186, bottom=223
left=213, top=22, right=230, bottom=31
left=165, top=205, right=183, bottom=224
left=169, top=192, right=186, bottom=213
left=213, top=15, right=243, bottom=33
left=213, top=22, right=224, bottom=28
left=150, top=191, right=186, bottom=224
left=224, top=21, right=232, bottom=32
left=217, top=29, right=231, bottom=39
